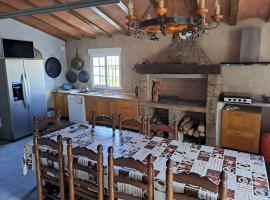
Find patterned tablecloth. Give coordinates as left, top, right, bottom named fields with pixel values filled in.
left=23, top=123, right=270, bottom=200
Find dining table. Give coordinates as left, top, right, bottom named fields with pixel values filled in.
left=23, top=123, right=270, bottom=200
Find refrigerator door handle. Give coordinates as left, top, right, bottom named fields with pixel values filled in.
left=25, top=71, right=32, bottom=109
left=21, top=73, right=27, bottom=109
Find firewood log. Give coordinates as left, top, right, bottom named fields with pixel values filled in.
left=187, top=128, right=195, bottom=136
left=193, top=130, right=200, bottom=138
left=198, top=120, right=206, bottom=133
left=180, top=116, right=191, bottom=127
left=183, top=120, right=195, bottom=132
left=199, top=132, right=206, bottom=137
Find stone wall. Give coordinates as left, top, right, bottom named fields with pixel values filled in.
left=150, top=37, right=210, bottom=64
left=206, top=75, right=222, bottom=146
left=138, top=73, right=222, bottom=146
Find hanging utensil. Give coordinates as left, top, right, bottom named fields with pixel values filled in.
left=78, top=64, right=89, bottom=83
left=66, top=64, right=77, bottom=83
left=71, top=48, right=84, bottom=70
left=45, top=57, right=62, bottom=78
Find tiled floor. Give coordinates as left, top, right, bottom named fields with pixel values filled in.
left=0, top=136, right=38, bottom=200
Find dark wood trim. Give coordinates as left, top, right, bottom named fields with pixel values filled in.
left=134, top=63, right=221, bottom=74
left=91, top=7, right=126, bottom=34
left=229, top=0, right=240, bottom=25
left=21, top=0, right=96, bottom=39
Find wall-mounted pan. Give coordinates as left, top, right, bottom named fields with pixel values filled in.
left=78, top=66, right=89, bottom=83
left=66, top=65, right=77, bottom=83
left=45, top=57, right=62, bottom=78
left=71, top=48, right=84, bottom=70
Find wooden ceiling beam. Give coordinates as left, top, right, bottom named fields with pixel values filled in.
left=116, top=1, right=128, bottom=15
left=229, top=0, right=240, bottom=25
left=149, top=0, right=158, bottom=8
left=0, top=2, right=77, bottom=40
left=21, top=0, right=96, bottom=39
left=91, top=7, right=127, bottom=34
left=0, top=0, right=120, bottom=19
left=53, top=0, right=112, bottom=38
left=184, top=0, right=198, bottom=13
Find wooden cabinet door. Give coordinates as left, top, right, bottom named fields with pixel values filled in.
left=54, top=93, right=63, bottom=114
left=54, top=93, right=69, bottom=118
left=85, top=96, right=110, bottom=122
left=221, top=110, right=261, bottom=153
left=62, top=94, right=69, bottom=117
left=109, top=99, right=138, bottom=120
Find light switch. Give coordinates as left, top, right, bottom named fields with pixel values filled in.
left=0, top=118, right=2, bottom=128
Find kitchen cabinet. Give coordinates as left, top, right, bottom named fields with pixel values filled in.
left=221, top=105, right=261, bottom=153
left=85, top=96, right=110, bottom=122
left=109, top=99, right=138, bottom=120
left=85, top=96, right=138, bottom=122
left=54, top=93, right=69, bottom=118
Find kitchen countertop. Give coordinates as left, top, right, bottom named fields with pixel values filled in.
left=54, top=89, right=139, bottom=101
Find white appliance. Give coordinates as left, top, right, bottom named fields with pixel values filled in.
left=67, top=95, right=87, bottom=123
left=0, top=59, right=47, bottom=140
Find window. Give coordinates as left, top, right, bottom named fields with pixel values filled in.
left=88, top=48, right=121, bottom=88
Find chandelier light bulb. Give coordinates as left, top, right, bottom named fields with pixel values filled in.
left=215, top=0, right=221, bottom=15
left=128, top=0, right=134, bottom=16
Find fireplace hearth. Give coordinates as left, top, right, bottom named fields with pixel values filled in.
left=135, top=39, right=222, bottom=146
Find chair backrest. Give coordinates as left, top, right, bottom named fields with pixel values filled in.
left=92, top=111, right=116, bottom=131
left=118, top=114, right=146, bottom=133
left=33, top=110, right=61, bottom=136
left=67, top=138, right=104, bottom=200
left=166, top=159, right=228, bottom=200
left=146, top=118, right=178, bottom=140
left=108, top=146, right=154, bottom=200
left=33, top=131, right=65, bottom=200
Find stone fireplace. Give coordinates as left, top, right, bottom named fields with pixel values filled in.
left=134, top=38, right=222, bottom=146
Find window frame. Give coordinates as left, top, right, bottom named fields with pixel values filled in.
left=88, top=48, right=122, bottom=89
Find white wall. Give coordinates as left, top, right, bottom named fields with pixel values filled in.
left=0, top=19, right=67, bottom=107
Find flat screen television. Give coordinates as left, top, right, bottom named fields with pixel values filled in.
left=2, top=39, right=34, bottom=58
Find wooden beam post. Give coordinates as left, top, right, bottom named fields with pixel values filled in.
left=184, top=0, right=198, bottom=13
left=116, top=1, right=128, bottom=15
left=91, top=7, right=126, bottom=34
left=149, top=0, right=158, bottom=8
left=53, top=0, right=112, bottom=37
left=229, top=0, right=240, bottom=25
left=0, top=2, right=76, bottom=40
left=22, top=0, right=96, bottom=39
left=0, top=0, right=120, bottom=19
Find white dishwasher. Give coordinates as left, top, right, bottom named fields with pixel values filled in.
left=67, top=95, right=87, bottom=123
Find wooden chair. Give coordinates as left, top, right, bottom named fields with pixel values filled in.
left=33, top=110, right=61, bottom=136
left=166, top=159, right=228, bottom=200
left=108, top=146, right=154, bottom=200
left=118, top=114, right=146, bottom=134
left=67, top=138, right=104, bottom=200
left=33, top=131, right=65, bottom=200
left=92, top=111, right=116, bottom=131
left=146, top=118, right=178, bottom=140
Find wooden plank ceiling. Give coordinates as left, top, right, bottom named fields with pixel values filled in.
left=0, top=0, right=269, bottom=41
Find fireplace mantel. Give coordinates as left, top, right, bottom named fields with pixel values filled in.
left=134, top=63, right=221, bottom=74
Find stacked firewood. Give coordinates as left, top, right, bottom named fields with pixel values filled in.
left=179, top=116, right=206, bottom=138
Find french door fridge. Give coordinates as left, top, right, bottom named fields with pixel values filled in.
left=0, top=59, right=47, bottom=140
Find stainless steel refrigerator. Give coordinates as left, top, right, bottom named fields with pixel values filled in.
left=0, top=59, right=47, bottom=140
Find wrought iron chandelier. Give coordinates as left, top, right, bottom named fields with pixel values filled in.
left=126, top=0, right=223, bottom=40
